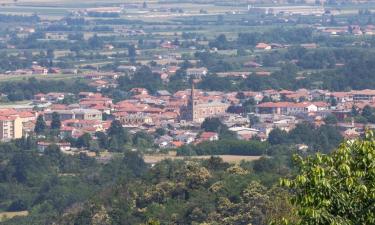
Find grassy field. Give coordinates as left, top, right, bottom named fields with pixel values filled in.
left=0, top=211, right=29, bottom=222
left=0, top=73, right=83, bottom=83
left=143, top=154, right=262, bottom=164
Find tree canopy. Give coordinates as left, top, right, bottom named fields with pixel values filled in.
left=281, top=131, right=375, bottom=225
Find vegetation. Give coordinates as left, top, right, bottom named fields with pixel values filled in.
left=282, top=131, right=375, bottom=225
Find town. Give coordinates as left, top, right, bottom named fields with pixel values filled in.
left=0, top=0, right=374, bottom=224
left=1, top=75, right=374, bottom=152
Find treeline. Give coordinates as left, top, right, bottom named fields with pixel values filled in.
left=208, top=27, right=314, bottom=50
left=178, top=123, right=343, bottom=156
left=195, top=48, right=375, bottom=91
left=268, top=124, right=343, bottom=153
left=115, top=66, right=164, bottom=93
left=0, top=78, right=93, bottom=101
left=177, top=139, right=269, bottom=156
left=0, top=14, right=40, bottom=23
left=63, top=120, right=155, bottom=152
left=238, top=27, right=314, bottom=46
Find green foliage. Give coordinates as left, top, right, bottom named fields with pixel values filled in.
left=268, top=128, right=289, bottom=145
left=107, top=120, right=131, bottom=151
left=281, top=131, right=375, bottom=225
left=324, top=114, right=338, bottom=125
left=200, top=117, right=236, bottom=140
left=361, top=105, right=375, bottom=123
left=0, top=78, right=92, bottom=101
left=34, top=115, right=46, bottom=134
left=117, top=66, right=163, bottom=94
left=50, top=112, right=61, bottom=130
left=201, top=117, right=224, bottom=132
left=177, top=139, right=269, bottom=156
left=269, top=123, right=343, bottom=153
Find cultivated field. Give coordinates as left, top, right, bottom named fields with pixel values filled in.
left=0, top=211, right=29, bottom=222
left=143, top=154, right=262, bottom=164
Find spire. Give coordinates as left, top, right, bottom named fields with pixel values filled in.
left=191, top=80, right=195, bottom=101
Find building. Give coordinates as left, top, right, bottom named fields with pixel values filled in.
left=37, top=142, right=71, bottom=152
left=115, top=112, right=153, bottom=126
left=180, top=81, right=230, bottom=123
left=0, top=116, right=23, bottom=141
left=352, top=89, right=375, bottom=102
left=186, top=67, right=208, bottom=79
left=33, top=92, right=67, bottom=103
left=256, top=102, right=318, bottom=115
left=32, top=66, right=48, bottom=75
left=255, top=43, right=272, bottom=50
left=44, top=109, right=102, bottom=121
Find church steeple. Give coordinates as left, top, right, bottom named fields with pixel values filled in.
left=189, top=79, right=199, bottom=121
left=190, top=79, right=199, bottom=103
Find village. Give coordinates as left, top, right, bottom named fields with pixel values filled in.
left=1, top=67, right=374, bottom=155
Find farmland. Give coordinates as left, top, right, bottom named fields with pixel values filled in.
left=143, top=154, right=262, bottom=164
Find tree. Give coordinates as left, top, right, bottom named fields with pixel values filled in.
left=281, top=131, right=375, bottom=225
left=51, top=112, right=61, bottom=130
left=351, top=105, right=359, bottom=116
left=324, top=114, right=338, bottom=125
left=108, top=120, right=124, bottom=137
left=155, top=128, right=166, bottom=137
left=34, top=115, right=46, bottom=134
left=201, top=117, right=225, bottom=132
left=142, top=1, right=148, bottom=9
left=362, top=105, right=373, bottom=118
left=128, top=45, right=136, bottom=63
left=268, top=128, right=288, bottom=145
left=95, top=131, right=108, bottom=149
left=77, top=133, right=92, bottom=148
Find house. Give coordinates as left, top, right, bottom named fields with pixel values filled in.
left=83, top=72, right=118, bottom=80
left=155, top=135, right=173, bottom=148
left=198, top=132, right=219, bottom=142
left=32, top=66, right=48, bottom=75
left=130, top=88, right=149, bottom=96
left=174, top=132, right=197, bottom=144
left=168, top=141, right=184, bottom=148
left=156, top=90, right=172, bottom=97
left=33, top=92, right=66, bottom=103
left=229, top=127, right=260, bottom=140
left=37, top=141, right=71, bottom=152
left=114, top=112, right=153, bottom=127
left=255, top=43, right=272, bottom=50
left=117, top=65, right=137, bottom=73
left=186, top=67, right=208, bottom=79
left=328, top=92, right=353, bottom=103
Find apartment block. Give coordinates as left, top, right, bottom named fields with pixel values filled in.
left=0, top=116, right=23, bottom=141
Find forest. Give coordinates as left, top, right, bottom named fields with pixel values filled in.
left=0, top=130, right=373, bottom=225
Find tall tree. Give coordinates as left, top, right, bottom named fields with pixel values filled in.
left=51, top=112, right=61, bottom=130
left=128, top=45, right=136, bottom=63
left=34, top=115, right=46, bottom=134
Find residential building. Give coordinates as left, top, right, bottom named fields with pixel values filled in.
left=186, top=67, right=208, bottom=79
left=256, top=102, right=318, bottom=115
left=0, top=116, right=23, bottom=141
left=44, top=109, right=102, bottom=121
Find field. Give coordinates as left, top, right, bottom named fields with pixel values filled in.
left=0, top=73, right=83, bottom=83
left=143, top=154, right=262, bottom=164
left=0, top=211, right=29, bottom=222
